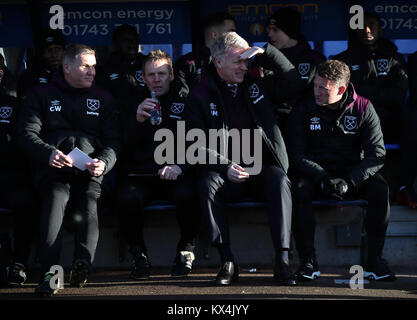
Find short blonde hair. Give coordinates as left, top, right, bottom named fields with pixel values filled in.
left=143, top=49, right=173, bottom=75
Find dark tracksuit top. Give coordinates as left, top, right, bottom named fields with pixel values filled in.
left=120, top=85, right=189, bottom=175
left=173, top=46, right=212, bottom=94
left=17, top=64, right=55, bottom=101
left=334, top=38, right=408, bottom=143
left=95, top=52, right=147, bottom=111
left=18, top=69, right=121, bottom=187
left=185, top=43, right=301, bottom=177
left=289, top=83, right=386, bottom=189
left=0, top=91, right=22, bottom=171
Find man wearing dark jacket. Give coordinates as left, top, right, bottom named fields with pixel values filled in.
left=289, top=60, right=395, bottom=282
left=116, top=50, right=200, bottom=280
left=397, top=51, right=417, bottom=208
left=264, top=7, right=326, bottom=138
left=17, top=29, right=66, bottom=101
left=186, top=32, right=300, bottom=286
left=19, top=44, right=120, bottom=296
left=95, top=24, right=146, bottom=112
left=0, top=60, right=37, bottom=287
left=334, top=12, right=408, bottom=144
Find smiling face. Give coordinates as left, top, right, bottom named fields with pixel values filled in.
left=143, top=58, right=173, bottom=96
left=215, top=46, right=248, bottom=84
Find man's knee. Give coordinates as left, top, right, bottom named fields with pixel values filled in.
left=292, top=177, right=314, bottom=203
left=197, top=171, right=224, bottom=198
left=117, top=184, right=144, bottom=209
left=363, top=174, right=389, bottom=201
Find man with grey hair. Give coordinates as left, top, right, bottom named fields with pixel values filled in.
left=186, top=31, right=300, bottom=286
left=19, top=43, right=121, bottom=295
left=289, top=60, right=395, bottom=282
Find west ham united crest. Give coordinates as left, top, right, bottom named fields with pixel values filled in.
left=248, top=83, right=259, bottom=99
left=171, top=102, right=184, bottom=114
left=298, top=63, right=310, bottom=76
left=86, top=98, right=100, bottom=111
left=344, top=115, right=357, bottom=131
left=0, top=106, right=12, bottom=119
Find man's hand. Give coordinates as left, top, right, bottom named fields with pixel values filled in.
left=136, top=98, right=156, bottom=123
left=321, top=177, right=349, bottom=199
left=49, top=149, right=73, bottom=168
left=227, top=163, right=249, bottom=183
left=240, top=46, right=265, bottom=60
left=86, top=159, right=106, bottom=177
left=158, top=165, right=182, bottom=181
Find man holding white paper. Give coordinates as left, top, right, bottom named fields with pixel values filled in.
left=19, top=44, right=120, bottom=296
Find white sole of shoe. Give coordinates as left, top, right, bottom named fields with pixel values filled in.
left=302, top=271, right=321, bottom=280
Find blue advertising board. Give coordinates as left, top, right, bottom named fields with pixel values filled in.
left=360, top=0, right=417, bottom=39
left=200, top=0, right=350, bottom=42
left=41, top=1, right=191, bottom=45
left=0, top=4, right=33, bottom=47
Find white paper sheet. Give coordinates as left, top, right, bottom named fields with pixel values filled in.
left=67, top=147, right=94, bottom=171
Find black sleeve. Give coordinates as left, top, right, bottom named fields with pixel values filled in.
left=288, top=102, right=328, bottom=182
left=182, top=94, right=232, bottom=177
left=18, top=89, right=56, bottom=165
left=255, top=43, right=303, bottom=103
left=348, top=101, right=386, bottom=187
left=95, top=96, right=121, bottom=175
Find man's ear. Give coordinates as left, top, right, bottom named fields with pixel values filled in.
left=214, top=56, right=222, bottom=69
left=170, top=67, right=174, bottom=81
left=62, top=62, right=71, bottom=75
left=338, top=85, right=347, bottom=96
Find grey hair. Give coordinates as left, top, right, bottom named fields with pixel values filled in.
left=62, top=44, right=95, bottom=65
left=210, top=32, right=249, bottom=60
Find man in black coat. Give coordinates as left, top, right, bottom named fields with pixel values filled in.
left=289, top=59, right=395, bottom=282
left=0, top=60, right=37, bottom=287
left=397, top=51, right=417, bottom=208
left=116, top=50, right=200, bottom=280
left=19, top=44, right=120, bottom=296
left=186, top=32, right=301, bottom=286
left=334, top=12, right=408, bottom=144
left=17, top=29, right=66, bottom=101
left=95, top=24, right=146, bottom=113
left=264, top=7, right=326, bottom=138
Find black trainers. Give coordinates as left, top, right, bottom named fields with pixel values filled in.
left=274, top=262, right=297, bottom=286
left=364, top=257, right=397, bottom=281
left=295, top=257, right=321, bottom=281
left=35, top=272, right=60, bottom=296
left=131, top=252, right=151, bottom=280
left=7, top=262, right=27, bottom=287
left=171, top=251, right=195, bottom=278
left=69, top=259, right=90, bottom=288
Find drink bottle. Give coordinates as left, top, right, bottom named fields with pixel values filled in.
left=150, top=91, right=162, bottom=125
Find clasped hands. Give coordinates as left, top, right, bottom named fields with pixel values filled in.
left=320, top=177, right=353, bottom=200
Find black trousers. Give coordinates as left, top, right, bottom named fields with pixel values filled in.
left=198, top=165, right=292, bottom=251
left=38, top=176, right=101, bottom=278
left=117, top=174, right=200, bottom=255
left=292, top=173, right=390, bottom=262
left=0, top=171, right=38, bottom=266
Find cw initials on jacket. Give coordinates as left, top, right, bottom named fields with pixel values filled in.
left=48, top=98, right=101, bottom=116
